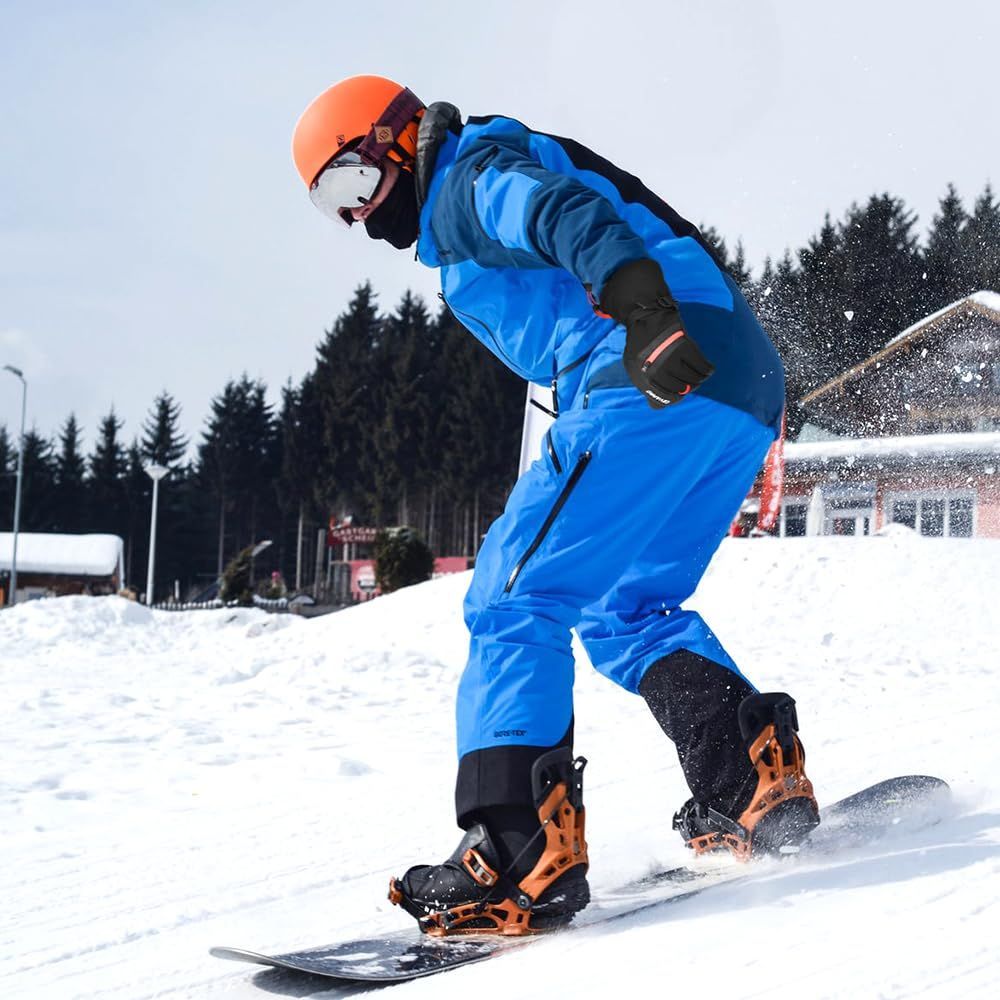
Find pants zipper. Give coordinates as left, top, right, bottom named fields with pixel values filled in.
left=505, top=451, right=592, bottom=593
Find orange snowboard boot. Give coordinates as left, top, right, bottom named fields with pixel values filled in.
left=389, top=748, right=589, bottom=935
left=673, top=693, right=819, bottom=860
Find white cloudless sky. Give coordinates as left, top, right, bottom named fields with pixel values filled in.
left=2, top=0, right=998, bottom=454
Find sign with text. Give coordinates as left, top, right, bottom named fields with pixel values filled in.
left=328, top=520, right=378, bottom=546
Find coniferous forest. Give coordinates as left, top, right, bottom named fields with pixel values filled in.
left=2, top=183, right=1000, bottom=598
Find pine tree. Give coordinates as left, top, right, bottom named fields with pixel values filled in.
left=371, top=291, right=434, bottom=526
left=748, top=252, right=808, bottom=436
left=278, top=378, right=320, bottom=514
left=313, top=283, right=382, bottom=521
left=374, top=527, right=434, bottom=592
left=796, top=215, right=852, bottom=389
left=200, top=379, right=243, bottom=574
left=729, top=240, right=752, bottom=291
left=0, top=425, right=14, bottom=532
left=141, top=392, right=188, bottom=469
left=700, top=224, right=730, bottom=270
left=88, top=409, right=128, bottom=536
left=923, top=184, right=970, bottom=310
left=54, top=414, right=87, bottom=533
left=137, top=393, right=191, bottom=598
left=122, top=441, right=150, bottom=591
left=198, top=375, right=278, bottom=573
left=19, top=430, right=57, bottom=531
left=435, top=305, right=523, bottom=555
left=963, top=183, right=1000, bottom=292
left=837, top=193, right=923, bottom=366
left=277, top=375, right=323, bottom=589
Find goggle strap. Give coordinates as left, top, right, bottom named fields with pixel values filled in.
left=357, top=88, right=425, bottom=167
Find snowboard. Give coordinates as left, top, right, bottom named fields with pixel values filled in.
left=211, top=775, right=949, bottom=986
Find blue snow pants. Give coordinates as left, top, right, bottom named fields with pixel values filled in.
left=453, top=380, right=776, bottom=824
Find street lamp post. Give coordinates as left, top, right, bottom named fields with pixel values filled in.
left=144, top=464, right=169, bottom=606
left=3, top=365, right=26, bottom=607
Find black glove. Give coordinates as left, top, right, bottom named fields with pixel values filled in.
left=600, top=258, right=715, bottom=409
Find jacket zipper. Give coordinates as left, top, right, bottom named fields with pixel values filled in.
left=438, top=292, right=523, bottom=374
left=504, top=451, right=592, bottom=593
left=473, top=146, right=501, bottom=173
left=545, top=430, right=562, bottom=474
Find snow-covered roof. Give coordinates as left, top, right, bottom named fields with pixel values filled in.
left=786, top=430, right=1000, bottom=465
left=0, top=533, right=124, bottom=577
left=802, top=290, right=1000, bottom=406
left=883, top=289, right=1000, bottom=350
left=971, top=290, right=1000, bottom=313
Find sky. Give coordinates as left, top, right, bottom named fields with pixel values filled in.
left=2, top=0, right=999, bottom=457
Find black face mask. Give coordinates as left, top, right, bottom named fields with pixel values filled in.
left=364, top=166, right=419, bottom=249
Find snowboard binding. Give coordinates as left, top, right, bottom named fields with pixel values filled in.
left=674, top=693, right=819, bottom=861
left=389, top=748, right=590, bottom=936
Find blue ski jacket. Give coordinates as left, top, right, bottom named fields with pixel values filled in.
left=415, top=110, right=784, bottom=430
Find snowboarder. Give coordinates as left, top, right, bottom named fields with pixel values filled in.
left=291, top=76, right=819, bottom=934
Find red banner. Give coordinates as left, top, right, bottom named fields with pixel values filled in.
left=757, top=413, right=786, bottom=533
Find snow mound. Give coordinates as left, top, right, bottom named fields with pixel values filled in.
left=0, top=593, right=153, bottom=645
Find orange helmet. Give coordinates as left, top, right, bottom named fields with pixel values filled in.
left=292, top=75, right=425, bottom=188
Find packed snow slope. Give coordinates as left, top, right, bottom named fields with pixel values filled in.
left=3, top=535, right=999, bottom=999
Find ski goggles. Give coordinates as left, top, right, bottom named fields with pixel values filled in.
left=309, top=152, right=383, bottom=228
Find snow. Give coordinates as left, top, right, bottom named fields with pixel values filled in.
left=0, top=532, right=124, bottom=577
left=786, top=429, right=1000, bottom=464
left=3, top=537, right=1000, bottom=998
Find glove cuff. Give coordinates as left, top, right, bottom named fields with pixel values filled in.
left=599, top=258, right=674, bottom=326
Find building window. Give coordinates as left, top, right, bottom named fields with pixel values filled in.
left=889, top=500, right=918, bottom=531
left=781, top=502, right=808, bottom=537
left=921, top=498, right=945, bottom=536
left=892, top=499, right=918, bottom=530
left=948, top=497, right=974, bottom=537
left=887, top=490, right=977, bottom=537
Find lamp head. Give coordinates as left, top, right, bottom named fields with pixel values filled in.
left=144, top=463, right=169, bottom=482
